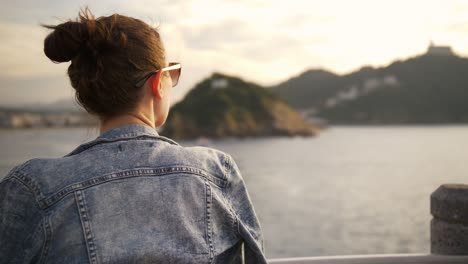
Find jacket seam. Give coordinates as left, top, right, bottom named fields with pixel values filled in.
left=223, top=188, right=239, bottom=234
left=10, top=175, right=39, bottom=198
left=38, top=211, right=52, bottom=264
left=12, top=174, right=47, bottom=209
left=75, top=190, right=99, bottom=264
left=221, top=154, right=241, bottom=236
left=222, top=153, right=231, bottom=182
left=203, top=178, right=214, bottom=263
left=8, top=159, right=45, bottom=202
left=39, top=166, right=227, bottom=209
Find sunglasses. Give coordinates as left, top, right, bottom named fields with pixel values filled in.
left=134, top=62, right=182, bottom=88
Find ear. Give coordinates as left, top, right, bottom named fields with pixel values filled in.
left=150, top=71, right=163, bottom=99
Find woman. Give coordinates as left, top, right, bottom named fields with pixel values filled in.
left=0, top=8, right=266, bottom=264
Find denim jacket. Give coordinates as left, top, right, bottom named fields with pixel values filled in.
left=0, top=124, right=266, bottom=264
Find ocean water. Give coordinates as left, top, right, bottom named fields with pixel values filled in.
left=1, top=126, right=467, bottom=258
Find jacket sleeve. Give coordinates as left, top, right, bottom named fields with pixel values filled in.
left=223, top=154, right=267, bottom=264
left=0, top=169, right=45, bottom=264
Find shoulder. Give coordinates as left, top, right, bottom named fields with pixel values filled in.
left=1, top=158, right=46, bottom=205
left=2, top=158, right=40, bottom=184
left=1, top=158, right=50, bottom=202
left=180, top=145, right=231, bottom=165
left=167, top=145, right=237, bottom=185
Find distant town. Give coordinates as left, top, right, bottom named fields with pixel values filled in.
left=0, top=109, right=97, bottom=129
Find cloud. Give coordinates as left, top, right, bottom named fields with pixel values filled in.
left=2, top=0, right=468, bottom=106
left=0, top=22, right=67, bottom=78
left=180, top=20, right=252, bottom=50
left=0, top=74, right=73, bottom=106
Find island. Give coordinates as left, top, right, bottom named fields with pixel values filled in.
left=162, top=73, right=320, bottom=139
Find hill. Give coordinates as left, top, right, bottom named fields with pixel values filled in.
left=162, top=73, right=320, bottom=139
left=272, top=69, right=343, bottom=109
left=272, top=52, right=468, bottom=124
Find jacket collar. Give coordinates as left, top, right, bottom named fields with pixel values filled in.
left=65, top=124, right=179, bottom=157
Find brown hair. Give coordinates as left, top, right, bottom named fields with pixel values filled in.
left=42, top=7, right=165, bottom=120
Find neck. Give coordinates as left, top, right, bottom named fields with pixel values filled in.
left=100, top=113, right=155, bottom=135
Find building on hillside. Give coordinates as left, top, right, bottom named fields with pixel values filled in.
left=211, top=78, right=229, bottom=89
left=426, top=41, right=455, bottom=56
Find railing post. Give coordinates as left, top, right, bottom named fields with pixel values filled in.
left=431, top=184, right=468, bottom=255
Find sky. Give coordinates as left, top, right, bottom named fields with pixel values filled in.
left=1, top=0, right=468, bottom=107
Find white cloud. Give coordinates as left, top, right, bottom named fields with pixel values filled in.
left=2, top=0, right=468, bottom=106
left=0, top=22, right=68, bottom=78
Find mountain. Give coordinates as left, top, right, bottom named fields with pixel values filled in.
left=162, top=73, right=320, bottom=139
left=271, top=51, right=468, bottom=124
left=272, top=69, right=343, bottom=109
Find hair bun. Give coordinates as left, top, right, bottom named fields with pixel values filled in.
left=43, top=21, right=88, bottom=63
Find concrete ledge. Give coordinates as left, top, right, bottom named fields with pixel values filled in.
left=431, top=184, right=468, bottom=255
left=431, top=184, right=468, bottom=223
left=269, top=253, right=468, bottom=264
left=431, top=218, right=468, bottom=255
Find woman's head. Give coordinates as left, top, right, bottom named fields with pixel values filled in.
left=43, top=8, right=170, bottom=124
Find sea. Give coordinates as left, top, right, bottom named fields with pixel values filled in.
left=1, top=126, right=467, bottom=259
